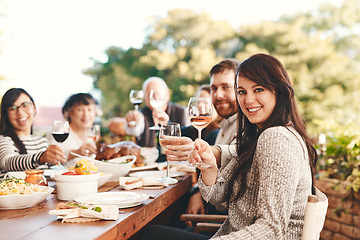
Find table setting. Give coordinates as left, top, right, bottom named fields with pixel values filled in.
left=0, top=143, right=193, bottom=218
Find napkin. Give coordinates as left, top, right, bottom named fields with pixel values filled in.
left=119, top=177, right=167, bottom=190
left=49, top=203, right=119, bottom=223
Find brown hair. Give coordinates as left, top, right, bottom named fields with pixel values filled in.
left=209, top=59, right=240, bottom=77
left=228, top=53, right=317, bottom=202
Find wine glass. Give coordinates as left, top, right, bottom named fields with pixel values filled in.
left=87, top=124, right=101, bottom=144
left=52, top=121, right=70, bottom=146
left=187, top=97, right=213, bottom=168
left=158, top=122, right=181, bottom=184
left=129, top=90, right=144, bottom=110
left=149, top=89, right=165, bottom=130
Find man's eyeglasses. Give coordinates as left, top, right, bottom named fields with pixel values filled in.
left=8, top=101, right=34, bottom=114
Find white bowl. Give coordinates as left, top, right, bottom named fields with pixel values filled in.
left=92, top=155, right=136, bottom=181
left=0, top=186, right=54, bottom=210
left=53, top=172, right=100, bottom=201
left=98, top=172, right=113, bottom=187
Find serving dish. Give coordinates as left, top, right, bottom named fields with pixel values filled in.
left=90, top=156, right=137, bottom=181
left=70, top=152, right=136, bottom=181
left=0, top=186, right=54, bottom=210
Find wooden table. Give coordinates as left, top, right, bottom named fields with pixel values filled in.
left=0, top=174, right=192, bottom=240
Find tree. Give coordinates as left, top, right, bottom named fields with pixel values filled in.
left=234, top=0, right=360, bottom=128
left=84, top=9, right=236, bottom=117
left=85, top=1, right=360, bottom=130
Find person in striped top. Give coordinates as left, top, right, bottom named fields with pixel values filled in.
left=0, top=88, right=66, bottom=178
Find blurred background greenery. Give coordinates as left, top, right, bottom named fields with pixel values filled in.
left=83, top=0, right=360, bottom=137
left=1, top=0, right=360, bottom=190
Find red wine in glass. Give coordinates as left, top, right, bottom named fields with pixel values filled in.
left=52, top=132, right=69, bottom=143
left=52, top=121, right=70, bottom=144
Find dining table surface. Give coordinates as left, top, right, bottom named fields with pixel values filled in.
left=0, top=172, right=193, bottom=240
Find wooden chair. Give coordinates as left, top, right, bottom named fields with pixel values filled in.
left=180, top=187, right=328, bottom=239
left=179, top=214, right=228, bottom=234
left=301, top=187, right=328, bottom=240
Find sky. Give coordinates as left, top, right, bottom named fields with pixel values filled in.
left=0, top=0, right=342, bottom=108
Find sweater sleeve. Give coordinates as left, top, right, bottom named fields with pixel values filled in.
left=0, top=136, right=44, bottom=171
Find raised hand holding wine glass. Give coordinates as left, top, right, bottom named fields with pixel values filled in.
left=158, top=122, right=181, bottom=184
left=149, top=89, right=166, bottom=130
left=129, top=90, right=144, bottom=110
left=128, top=90, right=144, bottom=126
left=52, top=120, right=70, bottom=146
left=187, top=97, right=213, bottom=168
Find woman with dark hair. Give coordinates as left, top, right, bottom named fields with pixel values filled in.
left=0, top=88, right=66, bottom=178
left=137, top=53, right=318, bottom=239
left=57, top=93, right=100, bottom=164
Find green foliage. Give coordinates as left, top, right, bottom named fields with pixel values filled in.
left=84, top=0, right=360, bottom=134
left=314, top=120, right=360, bottom=196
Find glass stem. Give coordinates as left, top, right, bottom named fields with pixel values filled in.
left=166, top=159, right=170, bottom=178
left=135, top=105, right=138, bottom=110
left=198, top=129, right=202, bottom=139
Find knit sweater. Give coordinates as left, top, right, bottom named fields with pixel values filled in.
left=198, top=126, right=312, bottom=239
left=0, top=135, right=48, bottom=178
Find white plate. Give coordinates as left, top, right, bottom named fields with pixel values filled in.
left=74, top=192, right=149, bottom=209
left=129, top=170, right=185, bottom=178
left=0, top=186, right=54, bottom=210
left=129, top=163, right=158, bottom=172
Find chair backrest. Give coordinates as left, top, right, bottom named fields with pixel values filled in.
left=301, top=187, right=328, bottom=240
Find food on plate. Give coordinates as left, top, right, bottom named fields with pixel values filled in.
left=68, top=159, right=98, bottom=172
left=125, top=179, right=141, bottom=185
left=96, top=141, right=144, bottom=166
left=62, top=172, right=77, bottom=175
left=0, top=177, right=42, bottom=196
left=64, top=159, right=98, bottom=175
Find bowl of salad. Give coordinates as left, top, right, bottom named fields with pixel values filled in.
left=0, top=178, right=54, bottom=209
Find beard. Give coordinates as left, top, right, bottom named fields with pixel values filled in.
left=214, top=100, right=238, bottom=119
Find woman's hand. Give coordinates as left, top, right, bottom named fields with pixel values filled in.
left=163, top=136, right=194, bottom=161
left=189, top=139, right=218, bottom=185
left=40, top=145, right=67, bottom=165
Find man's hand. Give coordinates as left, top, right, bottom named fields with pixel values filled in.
left=152, top=108, right=169, bottom=126
left=125, top=110, right=140, bottom=127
